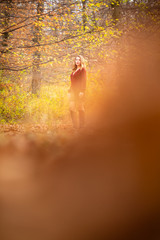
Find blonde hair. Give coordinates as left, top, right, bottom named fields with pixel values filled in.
left=72, top=55, right=86, bottom=71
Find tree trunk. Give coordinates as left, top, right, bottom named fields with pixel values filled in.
left=111, top=0, right=121, bottom=24
left=32, top=0, right=44, bottom=95
left=1, top=0, right=12, bottom=82
left=82, top=0, right=87, bottom=31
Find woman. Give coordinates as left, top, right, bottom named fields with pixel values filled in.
left=68, top=55, right=87, bottom=129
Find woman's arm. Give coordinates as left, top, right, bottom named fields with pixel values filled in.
left=80, top=68, right=87, bottom=93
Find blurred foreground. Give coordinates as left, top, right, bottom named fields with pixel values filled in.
left=0, top=31, right=160, bottom=240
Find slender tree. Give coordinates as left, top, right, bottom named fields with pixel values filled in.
left=32, top=0, right=44, bottom=94
left=0, top=0, right=12, bottom=81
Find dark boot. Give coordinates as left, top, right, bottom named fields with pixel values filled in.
left=70, top=111, right=78, bottom=129
left=79, top=110, right=85, bottom=128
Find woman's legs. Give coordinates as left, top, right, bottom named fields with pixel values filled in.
left=70, top=110, right=78, bottom=129
left=69, top=92, right=85, bottom=129
left=78, top=95, right=85, bottom=128
left=69, top=93, right=78, bottom=129
left=79, top=110, right=85, bottom=128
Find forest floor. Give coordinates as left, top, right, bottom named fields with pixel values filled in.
left=0, top=123, right=75, bottom=138
left=0, top=123, right=79, bottom=154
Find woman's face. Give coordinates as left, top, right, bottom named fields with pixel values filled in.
left=75, top=57, right=81, bottom=67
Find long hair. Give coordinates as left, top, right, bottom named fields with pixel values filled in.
left=72, top=55, right=86, bottom=71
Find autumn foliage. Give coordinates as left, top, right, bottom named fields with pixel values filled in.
left=0, top=0, right=159, bottom=125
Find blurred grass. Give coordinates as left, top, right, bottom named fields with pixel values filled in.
left=26, top=71, right=104, bottom=127
left=0, top=71, right=106, bottom=127
left=27, top=84, right=70, bottom=127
